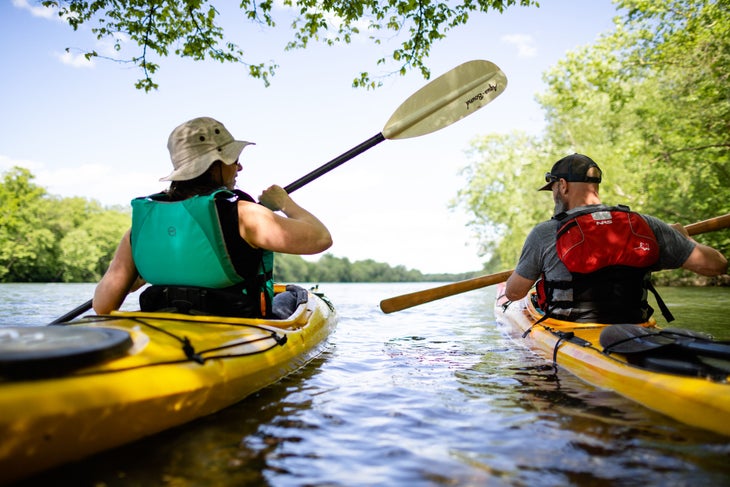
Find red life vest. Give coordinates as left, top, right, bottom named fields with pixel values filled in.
left=536, top=206, right=668, bottom=324
left=556, top=207, right=659, bottom=273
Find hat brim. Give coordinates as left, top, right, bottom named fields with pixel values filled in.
left=160, top=140, right=254, bottom=182
left=538, top=181, right=554, bottom=191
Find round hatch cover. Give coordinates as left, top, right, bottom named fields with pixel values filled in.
left=0, top=326, right=132, bottom=379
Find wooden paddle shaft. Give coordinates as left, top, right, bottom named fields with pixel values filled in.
left=379, top=270, right=514, bottom=314
left=685, top=213, right=730, bottom=236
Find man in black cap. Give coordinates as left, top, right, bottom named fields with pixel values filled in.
left=504, top=153, right=727, bottom=323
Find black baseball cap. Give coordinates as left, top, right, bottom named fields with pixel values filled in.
left=538, top=153, right=602, bottom=191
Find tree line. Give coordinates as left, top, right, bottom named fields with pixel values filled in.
left=0, top=167, right=477, bottom=284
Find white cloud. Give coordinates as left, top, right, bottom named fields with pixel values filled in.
left=34, top=164, right=163, bottom=206
left=56, top=50, right=95, bottom=68
left=0, top=154, right=43, bottom=173
left=14, top=0, right=104, bottom=68
left=501, top=34, right=537, bottom=58
left=11, top=0, right=70, bottom=22
left=12, top=0, right=54, bottom=19
left=0, top=156, right=161, bottom=207
left=97, top=34, right=129, bottom=58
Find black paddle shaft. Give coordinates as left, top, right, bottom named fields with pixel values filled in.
left=284, top=133, right=386, bottom=194
left=49, top=299, right=93, bottom=325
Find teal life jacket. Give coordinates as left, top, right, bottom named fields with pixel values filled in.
left=130, top=188, right=274, bottom=317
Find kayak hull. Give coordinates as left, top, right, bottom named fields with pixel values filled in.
left=0, top=285, right=337, bottom=484
left=494, top=283, right=730, bottom=436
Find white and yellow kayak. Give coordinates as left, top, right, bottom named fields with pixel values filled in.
left=0, top=284, right=337, bottom=484
left=494, top=283, right=730, bottom=436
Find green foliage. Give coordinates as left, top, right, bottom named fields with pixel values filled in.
left=0, top=167, right=130, bottom=282
left=452, top=132, right=551, bottom=272
left=41, top=0, right=537, bottom=91
left=274, top=252, right=474, bottom=283
left=455, top=0, right=730, bottom=274
left=0, top=167, right=54, bottom=281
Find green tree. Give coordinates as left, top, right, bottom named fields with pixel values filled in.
left=59, top=228, right=104, bottom=282
left=542, top=0, right=729, bottom=251
left=0, top=168, right=56, bottom=281
left=453, top=132, right=548, bottom=272
left=0, top=167, right=132, bottom=282
left=273, top=253, right=315, bottom=282
left=41, top=0, right=537, bottom=91
left=58, top=211, right=131, bottom=282
left=273, top=253, right=458, bottom=283
left=313, top=253, right=352, bottom=282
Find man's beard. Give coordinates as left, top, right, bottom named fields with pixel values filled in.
left=553, top=194, right=568, bottom=215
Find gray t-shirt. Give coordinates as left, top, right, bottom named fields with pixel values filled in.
left=514, top=205, right=695, bottom=318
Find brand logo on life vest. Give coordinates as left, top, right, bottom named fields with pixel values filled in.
left=167, top=226, right=176, bottom=237
left=635, top=241, right=652, bottom=253
left=591, top=211, right=613, bottom=225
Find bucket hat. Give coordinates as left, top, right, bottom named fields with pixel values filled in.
left=161, top=117, right=254, bottom=182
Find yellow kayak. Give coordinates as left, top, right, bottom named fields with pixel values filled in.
left=494, top=283, right=730, bottom=436
left=0, top=284, right=337, bottom=484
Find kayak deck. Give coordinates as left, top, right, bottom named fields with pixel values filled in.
left=0, top=285, right=337, bottom=484
left=493, top=283, right=730, bottom=436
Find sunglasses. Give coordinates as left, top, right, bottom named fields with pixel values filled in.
left=544, top=172, right=561, bottom=183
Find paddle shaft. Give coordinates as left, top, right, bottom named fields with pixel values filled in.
left=379, top=270, right=514, bottom=314
left=284, top=134, right=385, bottom=194
left=379, top=212, right=730, bottom=314
left=49, top=299, right=93, bottom=325
left=685, top=213, right=730, bottom=237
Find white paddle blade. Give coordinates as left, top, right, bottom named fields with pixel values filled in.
left=382, top=60, right=507, bottom=140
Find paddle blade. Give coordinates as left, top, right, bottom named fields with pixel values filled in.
left=382, top=60, right=507, bottom=140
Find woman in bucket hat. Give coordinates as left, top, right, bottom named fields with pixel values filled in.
left=93, top=117, right=332, bottom=318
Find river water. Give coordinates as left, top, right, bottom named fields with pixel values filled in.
left=2, top=282, right=729, bottom=486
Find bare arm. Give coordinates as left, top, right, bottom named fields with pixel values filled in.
left=93, top=229, right=145, bottom=314
left=239, top=185, right=333, bottom=254
left=504, top=272, right=536, bottom=301
left=681, top=244, right=727, bottom=276
left=671, top=223, right=728, bottom=276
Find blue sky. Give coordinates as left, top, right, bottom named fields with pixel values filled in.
left=1, top=0, right=619, bottom=274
